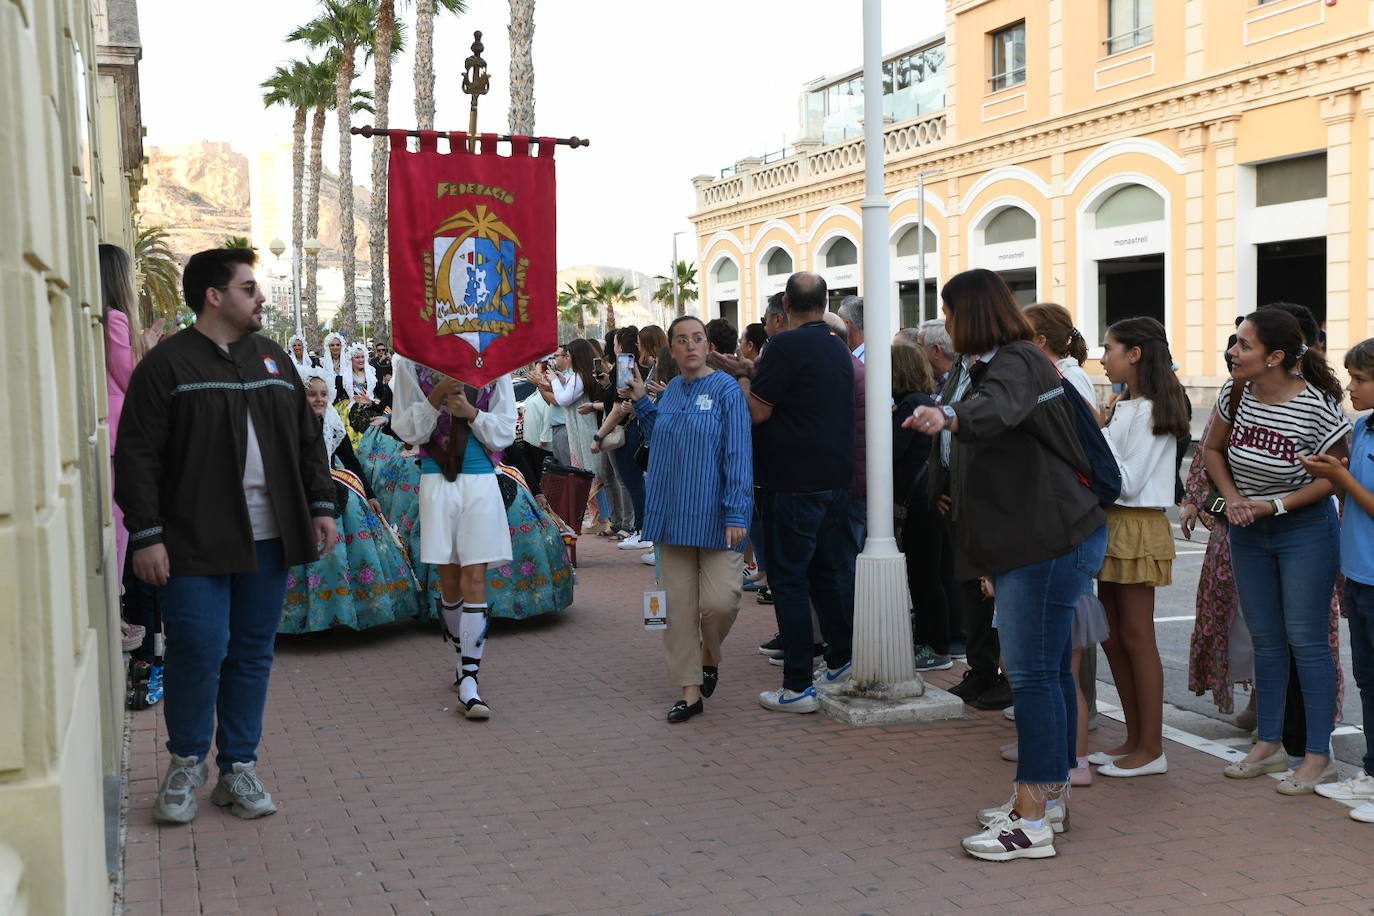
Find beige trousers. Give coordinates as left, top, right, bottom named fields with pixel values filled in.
left=659, top=544, right=744, bottom=686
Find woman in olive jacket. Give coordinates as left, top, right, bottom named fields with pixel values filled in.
left=906, top=269, right=1107, bottom=863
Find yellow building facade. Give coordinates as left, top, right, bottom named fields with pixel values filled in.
left=1, top=0, right=143, bottom=912
left=690, top=0, right=1374, bottom=393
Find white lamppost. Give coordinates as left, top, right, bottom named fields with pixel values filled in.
left=819, top=0, right=962, bottom=725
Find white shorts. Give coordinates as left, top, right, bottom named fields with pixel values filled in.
left=418, top=473, right=513, bottom=567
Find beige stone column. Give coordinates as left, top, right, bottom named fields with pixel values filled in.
left=1208, top=118, right=1240, bottom=379
left=1362, top=89, right=1374, bottom=352
left=1178, top=124, right=1208, bottom=376
left=1321, top=91, right=1356, bottom=358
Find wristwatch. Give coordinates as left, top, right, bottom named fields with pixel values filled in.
left=592, top=433, right=603, bottom=443
left=1271, top=498, right=1288, bottom=517
left=940, top=405, right=957, bottom=428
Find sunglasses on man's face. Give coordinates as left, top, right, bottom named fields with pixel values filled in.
left=216, top=281, right=259, bottom=296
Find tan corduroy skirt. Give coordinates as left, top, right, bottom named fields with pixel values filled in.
left=1099, top=505, right=1174, bottom=587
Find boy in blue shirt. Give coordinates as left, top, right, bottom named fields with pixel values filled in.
left=1302, top=338, right=1374, bottom=822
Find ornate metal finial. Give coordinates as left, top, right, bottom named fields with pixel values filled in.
left=463, top=31, right=490, bottom=100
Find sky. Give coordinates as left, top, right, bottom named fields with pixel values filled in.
left=137, top=0, right=946, bottom=276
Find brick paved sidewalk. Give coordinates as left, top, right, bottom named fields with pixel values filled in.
left=121, top=536, right=1374, bottom=915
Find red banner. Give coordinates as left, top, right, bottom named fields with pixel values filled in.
left=387, top=131, right=557, bottom=386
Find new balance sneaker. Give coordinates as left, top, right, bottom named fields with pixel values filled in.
left=758, top=633, right=782, bottom=656
left=758, top=686, right=819, bottom=713
left=814, top=659, right=852, bottom=685
left=210, top=761, right=278, bottom=819
left=153, top=754, right=208, bottom=825
left=977, top=793, right=1068, bottom=834
left=1315, top=770, right=1374, bottom=801
left=913, top=645, right=953, bottom=671
left=962, top=810, right=1057, bottom=861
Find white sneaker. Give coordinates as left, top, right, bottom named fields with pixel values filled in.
left=977, top=793, right=1068, bottom=834
left=962, top=811, right=1057, bottom=861
left=758, top=686, right=819, bottom=713
left=619, top=532, right=650, bottom=549
left=813, top=660, right=852, bottom=685
left=639, top=551, right=656, bottom=566
left=154, top=753, right=208, bottom=824
left=1315, top=770, right=1374, bottom=801
left=1351, top=801, right=1374, bottom=823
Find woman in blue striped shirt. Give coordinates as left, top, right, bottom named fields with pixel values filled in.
left=627, top=316, right=754, bottom=722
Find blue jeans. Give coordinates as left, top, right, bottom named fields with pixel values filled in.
left=760, top=489, right=853, bottom=691
left=994, top=524, right=1107, bottom=784
left=611, top=420, right=647, bottom=532
left=1343, top=579, right=1374, bottom=776
left=1229, top=500, right=1338, bottom=755
left=159, top=539, right=289, bottom=773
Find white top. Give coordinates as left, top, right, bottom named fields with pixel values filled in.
left=1216, top=379, right=1350, bottom=500
left=551, top=370, right=586, bottom=408
left=1057, top=357, right=1096, bottom=408
left=1103, top=397, right=1178, bottom=508
left=388, top=355, right=517, bottom=452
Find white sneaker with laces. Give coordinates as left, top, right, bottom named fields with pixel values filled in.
left=1351, top=801, right=1374, bottom=823
left=154, top=753, right=208, bottom=824
left=977, top=793, right=1068, bottom=833
left=1315, top=770, right=1374, bottom=801
left=210, top=761, right=278, bottom=819
left=758, top=686, right=819, bottom=713
left=962, top=810, right=1057, bottom=861
left=640, top=550, right=656, bottom=566
left=619, top=532, right=651, bottom=549
left=813, top=660, right=852, bottom=684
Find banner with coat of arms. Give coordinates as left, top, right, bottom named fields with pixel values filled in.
left=387, top=131, right=558, bottom=386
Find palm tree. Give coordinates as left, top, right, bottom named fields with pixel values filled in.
left=290, top=0, right=379, bottom=341
left=262, top=59, right=314, bottom=334
left=133, top=224, right=182, bottom=325
left=556, top=279, right=598, bottom=337
left=222, top=236, right=254, bottom=249
left=592, top=276, right=637, bottom=334
left=366, top=4, right=411, bottom=348
left=651, top=260, right=699, bottom=317
left=413, top=0, right=469, bottom=130
left=508, top=0, right=535, bottom=133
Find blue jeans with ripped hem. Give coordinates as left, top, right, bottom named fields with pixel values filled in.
left=993, top=524, right=1107, bottom=785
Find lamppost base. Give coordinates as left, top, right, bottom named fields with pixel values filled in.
left=818, top=680, right=966, bottom=727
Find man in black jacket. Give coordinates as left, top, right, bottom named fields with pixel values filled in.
left=116, top=248, right=337, bottom=825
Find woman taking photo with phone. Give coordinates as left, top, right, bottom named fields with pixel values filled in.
left=1205, top=307, right=1349, bottom=793
left=627, top=316, right=752, bottom=723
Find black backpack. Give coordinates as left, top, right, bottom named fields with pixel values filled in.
left=1058, top=378, right=1123, bottom=508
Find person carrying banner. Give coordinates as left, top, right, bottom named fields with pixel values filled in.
left=390, top=354, right=517, bottom=720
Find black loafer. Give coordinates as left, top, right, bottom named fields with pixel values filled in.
left=701, top=667, right=719, bottom=698
left=756, top=586, right=773, bottom=605
left=666, top=699, right=703, bottom=723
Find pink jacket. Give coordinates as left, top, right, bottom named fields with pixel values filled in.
left=106, top=310, right=135, bottom=575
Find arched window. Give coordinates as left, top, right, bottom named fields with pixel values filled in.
left=984, top=207, right=1035, bottom=244
left=824, top=237, right=858, bottom=267
left=765, top=248, right=794, bottom=276
left=895, top=224, right=937, bottom=258
left=714, top=259, right=739, bottom=283
left=1095, top=185, right=1164, bottom=228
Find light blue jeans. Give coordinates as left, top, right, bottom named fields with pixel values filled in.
left=1229, top=500, right=1339, bottom=755
left=994, top=524, right=1107, bottom=784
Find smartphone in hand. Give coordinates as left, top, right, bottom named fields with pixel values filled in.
left=616, top=354, right=635, bottom=389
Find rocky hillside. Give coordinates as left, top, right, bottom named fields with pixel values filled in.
left=140, top=141, right=370, bottom=266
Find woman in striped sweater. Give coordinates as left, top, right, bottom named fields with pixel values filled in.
left=628, top=316, right=754, bottom=723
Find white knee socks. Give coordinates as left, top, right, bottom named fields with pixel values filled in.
left=457, top=603, right=488, bottom=706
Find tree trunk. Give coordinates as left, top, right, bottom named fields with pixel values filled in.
left=370, top=0, right=394, bottom=346
left=606, top=302, right=615, bottom=333
left=508, top=0, right=535, bottom=134
left=414, top=0, right=435, bottom=131
left=291, top=105, right=307, bottom=338
left=305, top=106, right=326, bottom=350
left=577, top=311, right=585, bottom=336
left=337, top=47, right=358, bottom=341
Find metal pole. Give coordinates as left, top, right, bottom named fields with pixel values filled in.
left=292, top=247, right=303, bottom=337
left=671, top=234, right=680, bottom=315
left=917, top=172, right=926, bottom=321
left=820, top=0, right=929, bottom=714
